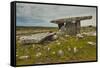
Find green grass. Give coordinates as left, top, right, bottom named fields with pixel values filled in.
left=16, top=27, right=97, bottom=65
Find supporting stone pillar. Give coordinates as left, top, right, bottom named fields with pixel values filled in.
left=65, top=20, right=80, bottom=35
left=58, top=23, right=64, bottom=29
left=76, top=20, right=81, bottom=34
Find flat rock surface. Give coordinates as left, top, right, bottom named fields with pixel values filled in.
left=19, top=32, right=55, bottom=44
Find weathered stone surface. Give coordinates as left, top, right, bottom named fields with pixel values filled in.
left=16, top=36, right=19, bottom=38
left=51, top=16, right=92, bottom=24
left=19, top=32, right=55, bottom=44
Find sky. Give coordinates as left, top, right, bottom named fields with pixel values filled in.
left=16, top=3, right=97, bottom=27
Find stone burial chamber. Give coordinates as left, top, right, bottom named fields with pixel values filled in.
left=51, top=16, right=92, bottom=35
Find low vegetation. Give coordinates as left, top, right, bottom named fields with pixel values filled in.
left=16, top=26, right=96, bottom=65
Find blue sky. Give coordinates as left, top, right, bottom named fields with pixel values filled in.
left=16, top=3, right=96, bottom=27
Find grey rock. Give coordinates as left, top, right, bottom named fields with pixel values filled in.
left=19, top=32, right=55, bottom=44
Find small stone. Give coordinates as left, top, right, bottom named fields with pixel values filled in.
left=47, top=47, right=50, bottom=51
left=52, top=51, right=56, bottom=54
left=73, top=47, right=77, bottom=53
left=16, top=36, right=19, bottom=38
left=37, top=47, right=41, bottom=51
left=65, top=35, right=69, bottom=37
left=57, top=42, right=61, bottom=45
left=52, top=35, right=58, bottom=40
left=76, top=34, right=84, bottom=39
left=58, top=50, right=64, bottom=56
left=19, top=56, right=30, bottom=60
left=68, top=47, right=71, bottom=51
left=32, top=45, right=35, bottom=48
left=36, top=52, right=42, bottom=57
left=16, top=55, right=18, bottom=57
left=56, top=40, right=59, bottom=42
left=88, top=41, right=96, bottom=46
left=82, top=32, right=96, bottom=36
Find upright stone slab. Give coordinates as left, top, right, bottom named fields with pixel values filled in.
left=76, top=20, right=81, bottom=34
left=65, top=21, right=77, bottom=35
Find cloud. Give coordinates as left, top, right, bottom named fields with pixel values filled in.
left=16, top=3, right=96, bottom=27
